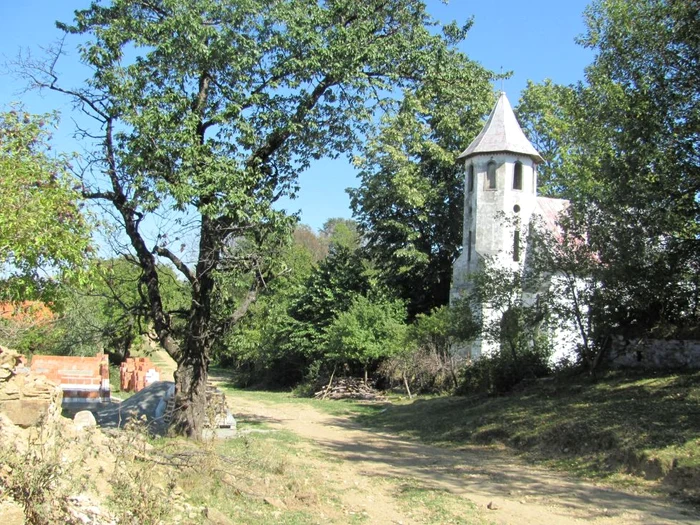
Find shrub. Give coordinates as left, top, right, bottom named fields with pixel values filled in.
left=380, top=302, right=479, bottom=395
left=458, top=347, right=551, bottom=395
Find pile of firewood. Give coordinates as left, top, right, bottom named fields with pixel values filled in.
left=313, top=377, right=386, bottom=401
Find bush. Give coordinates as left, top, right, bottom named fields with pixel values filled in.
left=380, top=302, right=479, bottom=395
left=457, top=347, right=551, bottom=395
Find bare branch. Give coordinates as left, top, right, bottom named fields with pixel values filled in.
left=153, top=246, right=196, bottom=284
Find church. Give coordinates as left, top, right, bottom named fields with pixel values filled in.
left=450, top=92, right=571, bottom=360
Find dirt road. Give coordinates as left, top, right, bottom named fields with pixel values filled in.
left=226, top=392, right=699, bottom=525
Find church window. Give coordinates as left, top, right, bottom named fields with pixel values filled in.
left=468, top=231, right=472, bottom=262
left=513, top=229, right=520, bottom=262
left=513, top=161, right=523, bottom=190
left=468, top=164, right=474, bottom=192
left=486, top=161, right=497, bottom=189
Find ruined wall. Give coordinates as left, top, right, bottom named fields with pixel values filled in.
left=30, top=353, right=110, bottom=404
left=609, top=338, right=700, bottom=369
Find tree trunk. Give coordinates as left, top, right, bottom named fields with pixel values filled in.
left=402, top=372, right=413, bottom=399
left=170, top=218, right=218, bottom=438
left=170, top=349, right=209, bottom=439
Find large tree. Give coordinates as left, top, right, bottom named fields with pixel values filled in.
left=19, top=0, right=484, bottom=436
left=349, top=35, right=494, bottom=316
left=0, top=109, right=91, bottom=301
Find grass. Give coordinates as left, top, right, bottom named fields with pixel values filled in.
left=159, top=426, right=339, bottom=524
left=108, top=363, right=135, bottom=400
left=213, top=367, right=700, bottom=502
left=393, top=479, right=492, bottom=525
left=212, top=371, right=380, bottom=419
left=352, top=369, right=700, bottom=500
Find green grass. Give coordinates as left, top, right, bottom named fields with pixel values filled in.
left=353, top=369, right=700, bottom=500
left=216, top=380, right=381, bottom=418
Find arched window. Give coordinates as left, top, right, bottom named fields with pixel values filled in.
left=486, top=161, right=497, bottom=189
left=513, top=161, right=523, bottom=190
left=467, top=164, right=474, bottom=192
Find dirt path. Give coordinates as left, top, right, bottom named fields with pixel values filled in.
left=223, top=392, right=699, bottom=525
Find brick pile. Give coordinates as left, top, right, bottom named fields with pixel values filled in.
left=119, top=357, right=161, bottom=392
left=30, top=353, right=110, bottom=405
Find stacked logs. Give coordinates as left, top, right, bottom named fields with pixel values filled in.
left=314, top=377, right=386, bottom=401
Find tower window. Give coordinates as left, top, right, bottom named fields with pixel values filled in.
left=486, top=161, right=497, bottom=189
left=533, top=166, right=537, bottom=193
left=513, top=229, right=520, bottom=262
left=468, top=164, right=474, bottom=192
left=513, top=161, right=523, bottom=190
left=468, top=230, right=472, bottom=262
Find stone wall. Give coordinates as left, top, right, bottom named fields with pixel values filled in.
left=0, top=347, right=63, bottom=427
left=609, top=338, right=700, bottom=369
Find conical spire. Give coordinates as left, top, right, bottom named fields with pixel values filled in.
left=458, top=92, right=543, bottom=163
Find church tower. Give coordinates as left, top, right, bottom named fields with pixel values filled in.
left=451, top=92, right=543, bottom=359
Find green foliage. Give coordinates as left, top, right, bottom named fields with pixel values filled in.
left=319, top=218, right=361, bottom=252
left=451, top=260, right=554, bottom=394
left=290, top=246, right=371, bottom=342
left=22, top=0, right=492, bottom=434
left=457, top=348, right=551, bottom=396
left=349, top=40, right=495, bottom=316
left=325, top=294, right=407, bottom=373
left=516, top=0, right=700, bottom=352
left=214, top=231, right=320, bottom=386
left=0, top=109, right=92, bottom=301
left=381, top=302, right=478, bottom=394
left=0, top=258, right=190, bottom=360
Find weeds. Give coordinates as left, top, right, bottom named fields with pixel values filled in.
left=0, top=421, right=90, bottom=524
left=106, top=416, right=173, bottom=524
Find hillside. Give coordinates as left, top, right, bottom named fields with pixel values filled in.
left=356, top=369, right=700, bottom=503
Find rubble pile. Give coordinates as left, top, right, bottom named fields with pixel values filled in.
left=0, top=346, right=62, bottom=428
left=314, top=377, right=387, bottom=401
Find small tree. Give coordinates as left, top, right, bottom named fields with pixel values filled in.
left=325, top=294, right=407, bottom=383
left=456, top=259, right=553, bottom=395
left=381, top=302, right=478, bottom=395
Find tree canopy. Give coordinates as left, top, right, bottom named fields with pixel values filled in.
left=18, top=0, right=492, bottom=436
left=517, top=0, right=700, bottom=355
left=0, top=109, right=92, bottom=301
left=349, top=41, right=494, bottom=316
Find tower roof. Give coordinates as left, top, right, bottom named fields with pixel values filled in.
left=458, top=92, right=543, bottom=163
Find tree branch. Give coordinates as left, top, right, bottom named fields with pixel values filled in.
left=153, top=245, right=196, bottom=284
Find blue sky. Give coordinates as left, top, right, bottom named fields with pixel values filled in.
left=0, top=0, right=593, bottom=232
